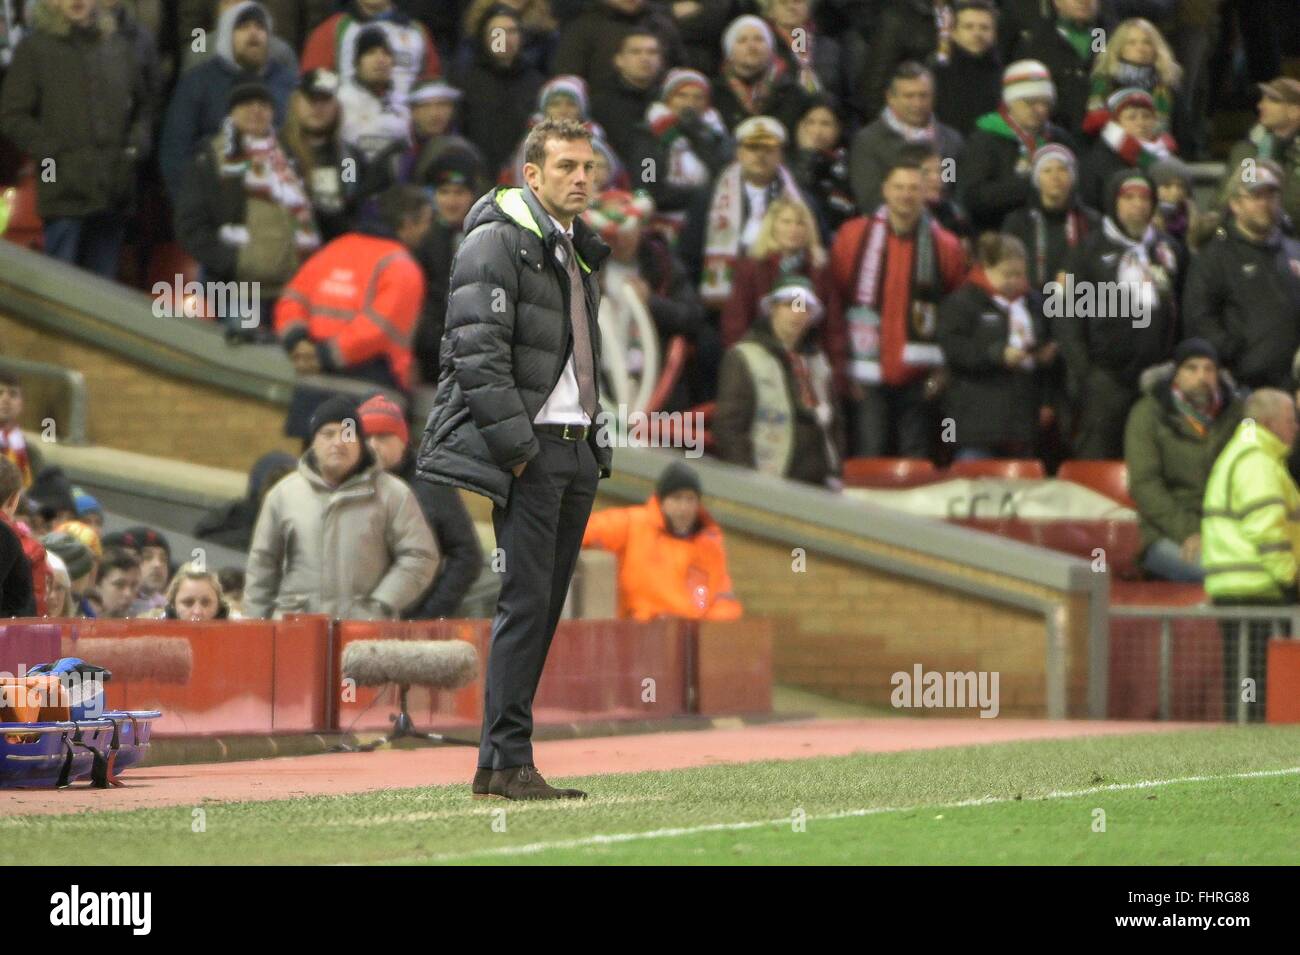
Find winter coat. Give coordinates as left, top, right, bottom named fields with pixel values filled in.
left=721, top=252, right=849, bottom=396
left=1202, top=420, right=1300, bottom=601
left=173, top=129, right=313, bottom=292
left=710, top=70, right=811, bottom=143
left=299, top=3, right=441, bottom=103
left=1124, top=362, right=1242, bottom=555
left=243, top=449, right=439, bottom=620
left=932, top=44, right=1003, bottom=139
left=790, top=144, right=856, bottom=237
left=1008, top=10, right=1110, bottom=138
left=1002, top=195, right=1101, bottom=290
left=937, top=277, right=1051, bottom=448
left=636, top=230, right=707, bottom=341
left=1056, top=215, right=1183, bottom=392
left=274, top=231, right=426, bottom=391
left=589, top=77, right=657, bottom=171
left=175, top=0, right=316, bottom=70
left=958, top=116, right=1074, bottom=232
left=714, top=316, right=841, bottom=486
left=451, top=44, right=545, bottom=177
left=412, top=217, right=461, bottom=387
left=857, top=0, right=943, bottom=120
left=158, top=1, right=297, bottom=198
left=583, top=496, right=743, bottom=621
left=396, top=450, right=484, bottom=619
left=552, top=1, right=684, bottom=94
left=194, top=450, right=297, bottom=552
left=0, top=0, right=150, bottom=218
left=848, top=115, right=964, bottom=214
left=415, top=185, right=614, bottom=508
left=0, top=517, right=34, bottom=618
left=1183, top=221, right=1300, bottom=390
left=1225, top=127, right=1300, bottom=231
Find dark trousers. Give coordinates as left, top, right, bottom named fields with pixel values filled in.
left=1214, top=594, right=1292, bottom=723
left=1072, top=368, right=1137, bottom=460
left=478, top=431, right=599, bottom=769
left=43, top=213, right=125, bottom=280
left=848, top=379, right=934, bottom=458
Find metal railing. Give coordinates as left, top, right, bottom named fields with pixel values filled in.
left=0, top=354, right=87, bottom=444
left=1109, top=604, right=1295, bottom=724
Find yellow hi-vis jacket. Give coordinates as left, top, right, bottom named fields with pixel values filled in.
left=1201, top=420, right=1300, bottom=600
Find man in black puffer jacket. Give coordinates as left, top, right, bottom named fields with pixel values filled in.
left=416, top=118, right=612, bottom=802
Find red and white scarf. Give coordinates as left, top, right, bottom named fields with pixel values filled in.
left=1100, top=119, right=1177, bottom=170
left=701, top=161, right=806, bottom=305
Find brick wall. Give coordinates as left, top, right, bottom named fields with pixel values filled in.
left=0, top=312, right=299, bottom=470
left=569, top=475, right=1097, bottom=719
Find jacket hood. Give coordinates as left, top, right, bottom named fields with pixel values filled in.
left=1139, top=360, right=1239, bottom=415
left=216, top=1, right=273, bottom=68
left=300, top=445, right=380, bottom=492
left=32, top=0, right=115, bottom=37
left=464, top=186, right=610, bottom=271
left=1103, top=166, right=1155, bottom=222
left=247, top=451, right=298, bottom=502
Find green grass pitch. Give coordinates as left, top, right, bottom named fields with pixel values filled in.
left=1, top=727, right=1296, bottom=865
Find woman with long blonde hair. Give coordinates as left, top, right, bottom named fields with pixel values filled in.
left=722, top=197, right=849, bottom=398
left=1083, top=18, right=1182, bottom=136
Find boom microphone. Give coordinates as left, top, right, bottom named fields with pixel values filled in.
left=342, top=640, right=479, bottom=690
left=338, top=640, right=481, bottom=751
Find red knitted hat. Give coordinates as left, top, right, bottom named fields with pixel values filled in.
left=358, top=394, right=409, bottom=445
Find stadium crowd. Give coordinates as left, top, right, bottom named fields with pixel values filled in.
left=1, top=0, right=1299, bottom=622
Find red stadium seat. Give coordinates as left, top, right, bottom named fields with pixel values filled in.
left=841, top=457, right=938, bottom=488
left=1057, top=460, right=1136, bottom=509
left=946, top=458, right=1046, bottom=480
left=146, top=242, right=207, bottom=320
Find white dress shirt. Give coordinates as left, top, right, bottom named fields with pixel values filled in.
left=533, top=215, right=592, bottom=426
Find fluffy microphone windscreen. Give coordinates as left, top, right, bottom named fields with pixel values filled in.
left=342, top=640, right=479, bottom=689
left=76, top=637, right=194, bottom=684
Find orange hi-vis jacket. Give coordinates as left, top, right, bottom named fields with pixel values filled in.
left=274, top=233, right=425, bottom=389
left=582, top=497, right=743, bottom=622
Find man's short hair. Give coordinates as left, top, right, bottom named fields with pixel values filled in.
left=97, top=547, right=141, bottom=582
left=0, top=369, right=19, bottom=389
left=954, top=0, right=998, bottom=21
left=617, top=27, right=660, bottom=53
left=896, top=143, right=940, bottom=167
left=883, top=152, right=926, bottom=182
left=523, top=117, right=594, bottom=170
left=0, top=456, right=21, bottom=507
left=890, top=61, right=933, bottom=90
left=377, top=184, right=433, bottom=234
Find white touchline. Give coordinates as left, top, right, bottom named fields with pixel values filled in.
left=401, top=766, right=1300, bottom=864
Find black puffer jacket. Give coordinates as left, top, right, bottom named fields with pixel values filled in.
left=1183, top=221, right=1300, bottom=390
left=416, top=185, right=613, bottom=508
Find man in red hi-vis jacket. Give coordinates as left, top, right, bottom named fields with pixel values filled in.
left=274, top=185, right=433, bottom=391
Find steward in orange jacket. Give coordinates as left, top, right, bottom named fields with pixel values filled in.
left=274, top=221, right=427, bottom=391
left=582, top=462, right=742, bottom=622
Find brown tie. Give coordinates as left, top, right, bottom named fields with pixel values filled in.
left=559, top=231, right=599, bottom=419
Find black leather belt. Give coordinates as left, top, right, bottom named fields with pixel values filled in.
left=535, top=423, right=590, bottom=440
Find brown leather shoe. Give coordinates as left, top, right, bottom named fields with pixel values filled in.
left=471, top=767, right=495, bottom=799
left=488, top=765, right=587, bottom=801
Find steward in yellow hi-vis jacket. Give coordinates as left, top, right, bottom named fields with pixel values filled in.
left=1201, top=394, right=1300, bottom=602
